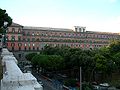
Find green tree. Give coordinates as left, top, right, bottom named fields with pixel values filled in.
left=93, top=48, right=115, bottom=82
left=0, top=8, right=12, bottom=79
left=113, top=52, right=120, bottom=72
left=40, top=44, right=119, bottom=83
left=109, top=40, right=120, bottom=55
left=31, top=54, right=64, bottom=74
left=0, top=8, right=12, bottom=30
left=25, top=53, right=37, bottom=61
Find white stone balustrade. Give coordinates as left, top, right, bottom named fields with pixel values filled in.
left=1, top=48, right=43, bottom=90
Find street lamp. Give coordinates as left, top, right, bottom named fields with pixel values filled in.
left=3, top=21, right=8, bottom=48
left=80, top=67, right=82, bottom=90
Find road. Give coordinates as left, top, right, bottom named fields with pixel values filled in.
left=32, top=72, right=61, bottom=90
left=41, top=78, right=58, bottom=90
left=18, top=62, right=63, bottom=90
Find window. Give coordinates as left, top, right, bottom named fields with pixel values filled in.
left=12, top=47, right=14, bottom=51
left=11, top=43, right=15, bottom=51
left=75, top=28, right=77, bottom=32
left=23, top=32, right=25, bottom=35
left=33, top=43, right=35, bottom=46
left=29, top=47, right=31, bottom=50
left=6, top=36, right=9, bottom=41
left=19, top=47, right=21, bottom=51
left=45, top=33, right=48, bottom=36
left=27, top=38, right=30, bottom=42
left=32, top=32, right=34, bottom=36
left=37, top=32, right=39, bottom=35
left=37, top=47, right=39, bottom=50
left=28, top=43, right=30, bottom=47
left=12, top=28, right=15, bottom=33
left=11, top=43, right=15, bottom=47
left=79, top=28, right=81, bottom=31
left=36, top=38, right=39, bottom=41
left=23, top=38, right=26, bottom=41
left=24, top=47, right=26, bottom=51
left=18, top=28, right=21, bottom=33
left=32, top=38, right=35, bottom=41
left=18, top=43, right=22, bottom=47
left=11, top=36, right=15, bottom=41
left=27, top=32, right=30, bottom=35
left=24, top=43, right=27, bottom=46
left=18, top=36, right=21, bottom=41
left=33, top=47, right=35, bottom=50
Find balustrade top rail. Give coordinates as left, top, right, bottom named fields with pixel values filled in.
left=0, top=48, right=43, bottom=90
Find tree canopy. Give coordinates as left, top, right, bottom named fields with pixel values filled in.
left=26, top=39, right=120, bottom=84
left=0, top=8, right=12, bottom=29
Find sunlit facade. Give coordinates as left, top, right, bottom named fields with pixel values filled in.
left=6, top=23, right=120, bottom=51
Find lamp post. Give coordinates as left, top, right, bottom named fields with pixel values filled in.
left=3, top=22, right=8, bottom=48
left=80, top=67, right=82, bottom=90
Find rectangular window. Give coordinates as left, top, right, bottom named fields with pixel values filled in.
left=27, top=32, right=30, bottom=35
left=32, top=32, right=34, bottom=36
left=11, top=36, right=15, bottom=41
left=32, top=38, right=35, bottom=41
left=18, top=43, right=22, bottom=47
left=23, top=38, right=26, bottom=41
left=11, top=43, right=15, bottom=47
left=25, top=43, right=27, bottom=46
left=33, top=43, right=35, bottom=46
left=27, top=38, right=30, bottom=42
left=18, top=36, right=21, bottom=41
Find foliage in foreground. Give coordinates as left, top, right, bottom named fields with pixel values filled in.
left=0, top=8, right=12, bottom=31
left=26, top=40, right=120, bottom=84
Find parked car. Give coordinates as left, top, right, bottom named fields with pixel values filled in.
left=93, top=85, right=99, bottom=90
left=38, top=80, right=43, bottom=86
left=99, top=83, right=110, bottom=90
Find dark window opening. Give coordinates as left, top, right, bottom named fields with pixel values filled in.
left=37, top=47, right=39, bottom=50
left=12, top=47, right=14, bottom=51
left=33, top=47, right=35, bottom=50
left=19, top=47, right=21, bottom=51
left=29, top=47, right=31, bottom=50
left=24, top=47, right=26, bottom=51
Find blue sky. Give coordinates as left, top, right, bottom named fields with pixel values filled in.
left=1, top=0, right=120, bottom=32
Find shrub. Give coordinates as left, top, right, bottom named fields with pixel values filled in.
left=25, top=53, right=37, bottom=61
left=64, top=79, right=77, bottom=87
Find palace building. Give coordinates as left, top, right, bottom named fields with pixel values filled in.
left=6, top=23, right=120, bottom=51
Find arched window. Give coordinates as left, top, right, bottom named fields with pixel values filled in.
left=18, top=28, right=21, bottom=33
left=12, top=28, right=15, bottom=33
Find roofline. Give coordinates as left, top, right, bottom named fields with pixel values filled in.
left=23, top=26, right=74, bottom=32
